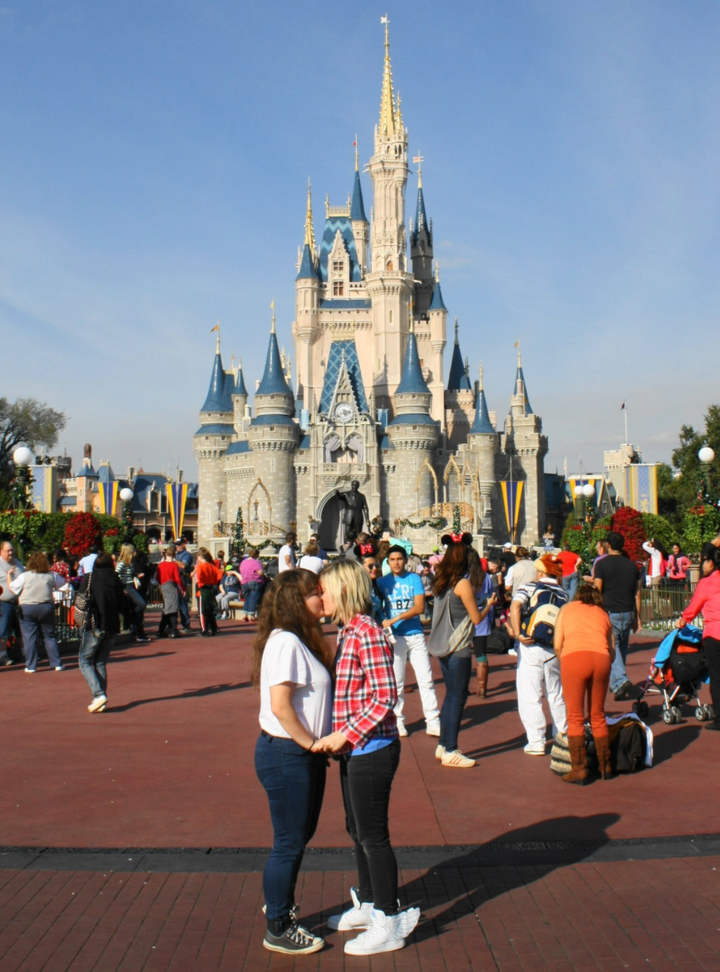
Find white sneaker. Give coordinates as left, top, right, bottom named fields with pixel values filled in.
left=508, top=648, right=518, bottom=657
left=435, top=744, right=445, bottom=761
left=441, top=749, right=475, bottom=768
left=397, top=723, right=408, bottom=737
left=88, top=695, right=108, bottom=713
left=327, top=887, right=373, bottom=931
left=425, top=721, right=441, bottom=737
left=524, top=742, right=546, bottom=756
left=344, top=907, right=421, bottom=955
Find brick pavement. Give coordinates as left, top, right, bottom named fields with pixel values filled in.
left=3, top=620, right=720, bottom=970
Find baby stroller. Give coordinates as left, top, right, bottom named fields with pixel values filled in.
left=633, top=625, right=712, bottom=725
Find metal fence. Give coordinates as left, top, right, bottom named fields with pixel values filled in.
left=639, top=583, right=698, bottom=631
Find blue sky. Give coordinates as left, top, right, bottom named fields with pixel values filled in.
left=1, top=0, right=718, bottom=480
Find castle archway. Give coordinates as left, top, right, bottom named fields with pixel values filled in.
left=315, top=488, right=344, bottom=553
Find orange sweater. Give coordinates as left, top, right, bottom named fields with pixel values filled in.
left=558, top=602, right=612, bottom=656
left=196, top=562, right=224, bottom=589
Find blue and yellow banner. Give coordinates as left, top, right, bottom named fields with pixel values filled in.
left=500, top=479, right=524, bottom=543
left=624, top=464, right=658, bottom=515
left=166, top=482, right=189, bottom=540
left=98, top=480, right=119, bottom=517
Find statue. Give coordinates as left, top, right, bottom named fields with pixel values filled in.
left=335, top=480, right=370, bottom=547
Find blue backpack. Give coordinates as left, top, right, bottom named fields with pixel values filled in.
left=519, top=582, right=568, bottom=647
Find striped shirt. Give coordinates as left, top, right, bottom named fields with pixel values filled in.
left=332, top=613, right=398, bottom=750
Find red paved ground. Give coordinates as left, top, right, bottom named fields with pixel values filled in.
left=2, top=620, right=720, bottom=849
left=2, top=858, right=720, bottom=971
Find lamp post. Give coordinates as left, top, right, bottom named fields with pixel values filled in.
left=119, top=486, right=134, bottom=541
left=12, top=446, right=35, bottom=510
left=698, top=446, right=716, bottom=504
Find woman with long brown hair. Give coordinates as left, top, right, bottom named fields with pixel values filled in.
left=253, top=569, right=334, bottom=956
left=432, top=537, right=496, bottom=768
left=10, top=551, right=68, bottom=672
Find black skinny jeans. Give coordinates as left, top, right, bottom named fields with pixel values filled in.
left=339, top=739, right=400, bottom=915
left=704, top=636, right=720, bottom=722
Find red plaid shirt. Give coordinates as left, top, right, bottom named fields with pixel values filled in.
left=332, top=614, right=398, bottom=749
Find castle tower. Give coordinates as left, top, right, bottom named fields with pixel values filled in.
left=467, top=363, right=498, bottom=536
left=247, top=309, right=300, bottom=532
left=502, top=348, right=547, bottom=545
left=366, top=19, right=413, bottom=410
left=426, top=266, right=448, bottom=426
left=350, top=144, right=369, bottom=272
left=445, top=318, right=475, bottom=449
left=410, top=160, right=434, bottom=318
left=386, top=324, right=440, bottom=515
left=194, top=333, right=235, bottom=543
left=294, top=183, right=321, bottom=412
left=232, top=360, right=249, bottom=435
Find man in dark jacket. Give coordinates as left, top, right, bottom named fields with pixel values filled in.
left=78, top=552, right=124, bottom=713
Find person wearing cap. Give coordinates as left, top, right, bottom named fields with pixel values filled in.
left=174, top=538, right=193, bottom=630
left=509, top=554, right=569, bottom=756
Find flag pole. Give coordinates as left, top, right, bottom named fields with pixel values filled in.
left=624, top=403, right=628, bottom=445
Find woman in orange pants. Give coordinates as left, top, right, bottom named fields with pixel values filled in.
left=554, top=584, right=615, bottom=784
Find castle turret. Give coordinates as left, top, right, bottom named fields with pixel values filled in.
left=366, top=19, right=413, bottom=409
left=350, top=144, right=369, bottom=272
left=467, top=362, right=498, bottom=535
left=445, top=318, right=474, bottom=448
left=294, top=183, right=321, bottom=411
left=503, top=347, right=547, bottom=545
left=410, top=160, right=434, bottom=318
left=426, top=265, right=447, bottom=426
left=247, top=309, right=300, bottom=532
left=386, top=324, right=440, bottom=514
left=232, top=360, right=249, bottom=435
left=194, top=333, right=234, bottom=545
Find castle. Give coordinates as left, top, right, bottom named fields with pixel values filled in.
left=194, top=24, right=547, bottom=553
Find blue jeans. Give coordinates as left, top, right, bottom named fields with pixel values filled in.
left=255, top=732, right=326, bottom=928
left=78, top=629, right=117, bottom=698
left=242, top=582, right=262, bottom=616
left=177, top=591, right=190, bottom=628
left=609, top=611, right=634, bottom=692
left=20, top=602, right=63, bottom=670
left=0, top=600, right=18, bottom=656
left=562, top=573, right=579, bottom=601
left=438, top=652, right=473, bottom=752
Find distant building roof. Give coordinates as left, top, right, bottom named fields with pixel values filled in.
left=256, top=330, right=292, bottom=397
left=387, top=412, right=439, bottom=427
left=225, top=440, right=251, bottom=455
left=201, top=352, right=233, bottom=413
left=318, top=217, right=362, bottom=282
left=470, top=388, right=494, bottom=435
left=428, top=280, right=447, bottom=312
left=319, top=340, right=369, bottom=414
left=296, top=243, right=319, bottom=281
left=395, top=331, right=430, bottom=395
left=350, top=169, right=367, bottom=222
left=194, top=424, right=235, bottom=436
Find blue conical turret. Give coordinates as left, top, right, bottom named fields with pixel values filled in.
left=429, top=277, right=447, bottom=312
left=447, top=319, right=472, bottom=392
left=234, top=362, right=248, bottom=398
left=201, top=342, right=233, bottom=413
left=470, top=364, right=495, bottom=435
left=350, top=168, right=367, bottom=222
left=412, top=182, right=430, bottom=247
left=396, top=329, right=430, bottom=395
left=257, top=324, right=292, bottom=397
left=512, top=350, right=533, bottom=415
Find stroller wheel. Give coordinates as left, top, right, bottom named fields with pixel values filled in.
left=671, top=705, right=683, bottom=723
left=695, top=706, right=707, bottom=722
left=663, top=708, right=674, bottom=725
left=705, top=704, right=716, bottom=721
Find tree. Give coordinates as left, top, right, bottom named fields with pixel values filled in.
left=232, top=507, right=245, bottom=557
left=660, top=406, right=720, bottom=520
left=0, top=397, right=66, bottom=487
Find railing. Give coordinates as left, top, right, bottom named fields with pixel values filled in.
left=639, top=583, right=698, bottom=631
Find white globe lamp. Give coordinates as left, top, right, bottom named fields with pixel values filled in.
left=573, top=484, right=584, bottom=498
left=119, top=487, right=134, bottom=502
left=582, top=482, right=595, bottom=498
left=698, top=447, right=715, bottom=465
left=13, top=446, right=34, bottom=466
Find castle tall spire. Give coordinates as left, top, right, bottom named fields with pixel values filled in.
left=470, top=362, right=494, bottom=435
left=304, top=180, right=316, bottom=252
left=378, top=15, right=397, bottom=138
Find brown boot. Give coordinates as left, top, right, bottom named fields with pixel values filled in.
left=595, top=735, right=612, bottom=780
left=562, top=735, right=588, bottom=785
left=476, top=661, right=488, bottom=698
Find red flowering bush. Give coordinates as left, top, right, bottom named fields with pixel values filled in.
left=610, top=506, right=646, bottom=562
left=63, top=512, right=102, bottom=557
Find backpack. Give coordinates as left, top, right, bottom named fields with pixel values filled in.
left=486, top=626, right=514, bottom=654
left=610, top=720, right=647, bottom=773
left=519, top=582, right=567, bottom=647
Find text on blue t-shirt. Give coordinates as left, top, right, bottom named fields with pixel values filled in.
left=377, top=571, right=425, bottom=636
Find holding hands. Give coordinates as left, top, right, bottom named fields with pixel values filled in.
left=311, top=731, right=350, bottom=754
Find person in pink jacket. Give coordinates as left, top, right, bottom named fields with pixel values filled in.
left=677, top=544, right=720, bottom=731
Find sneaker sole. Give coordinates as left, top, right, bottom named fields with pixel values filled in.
left=344, top=938, right=405, bottom=955
left=328, top=918, right=371, bottom=931
left=263, top=938, right=324, bottom=955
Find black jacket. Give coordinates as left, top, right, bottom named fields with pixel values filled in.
left=81, top=566, right=124, bottom=633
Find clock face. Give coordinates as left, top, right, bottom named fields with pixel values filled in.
left=335, top=403, right=354, bottom=424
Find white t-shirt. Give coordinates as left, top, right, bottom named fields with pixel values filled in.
left=278, top=544, right=295, bottom=573
left=259, top=629, right=332, bottom=739
left=298, top=555, right=325, bottom=574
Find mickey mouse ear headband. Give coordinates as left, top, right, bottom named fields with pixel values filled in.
left=441, top=532, right=473, bottom=547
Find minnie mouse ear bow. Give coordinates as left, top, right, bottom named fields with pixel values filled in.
left=441, top=532, right=473, bottom=546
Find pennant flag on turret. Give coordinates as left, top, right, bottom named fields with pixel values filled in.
left=98, top=481, right=119, bottom=517
left=166, top=482, right=189, bottom=539
left=500, top=480, right=524, bottom=543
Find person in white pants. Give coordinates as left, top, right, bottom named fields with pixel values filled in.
left=377, top=546, right=441, bottom=737
left=510, top=555, right=568, bottom=755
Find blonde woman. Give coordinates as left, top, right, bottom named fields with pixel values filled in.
left=115, top=544, right=149, bottom=643
left=315, top=560, right=420, bottom=957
